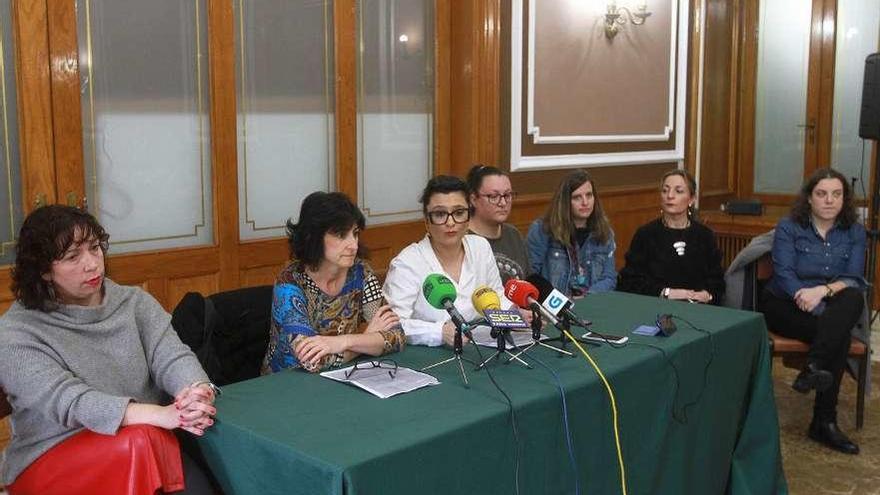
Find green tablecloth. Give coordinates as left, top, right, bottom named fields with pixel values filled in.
left=197, top=291, right=787, bottom=495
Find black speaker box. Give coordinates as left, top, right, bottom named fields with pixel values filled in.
left=859, top=53, right=880, bottom=141
left=721, top=199, right=764, bottom=216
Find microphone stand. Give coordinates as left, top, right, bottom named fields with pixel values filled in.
left=421, top=324, right=475, bottom=386
left=476, top=325, right=532, bottom=370
left=540, top=313, right=597, bottom=351
left=509, top=308, right=573, bottom=361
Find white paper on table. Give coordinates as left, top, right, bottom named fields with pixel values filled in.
left=321, top=363, right=440, bottom=399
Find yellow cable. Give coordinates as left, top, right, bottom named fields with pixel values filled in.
left=563, top=329, right=628, bottom=495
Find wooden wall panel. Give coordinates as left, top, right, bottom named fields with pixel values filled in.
left=240, top=265, right=284, bottom=288
left=12, top=0, right=56, bottom=210
left=450, top=0, right=477, bottom=172
left=434, top=0, right=451, bottom=175
left=334, top=0, right=358, bottom=199
left=233, top=221, right=425, bottom=290
left=0, top=270, right=12, bottom=311
left=207, top=0, right=241, bottom=292
left=360, top=221, right=423, bottom=278
left=103, top=248, right=221, bottom=309
left=166, top=273, right=220, bottom=310
left=46, top=0, right=84, bottom=207
left=239, top=239, right=288, bottom=269
left=698, top=0, right=738, bottom=209
left=105, top=248, right=220, bottom=284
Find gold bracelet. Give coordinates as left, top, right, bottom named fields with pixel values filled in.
left=824, top=285, right=834, bottom=298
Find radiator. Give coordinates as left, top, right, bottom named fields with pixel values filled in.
left=715, top=233, right=751, bottom=269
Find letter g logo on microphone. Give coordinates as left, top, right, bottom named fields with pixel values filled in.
left=542, top=288, right=571, bottom=317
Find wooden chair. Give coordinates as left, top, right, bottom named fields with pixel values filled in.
left=753, top=254, right=870, bottom=429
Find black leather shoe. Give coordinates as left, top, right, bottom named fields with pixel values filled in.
left=792, top=362, right=833, bottom=394
left=808, top=420, right=860, bottom=454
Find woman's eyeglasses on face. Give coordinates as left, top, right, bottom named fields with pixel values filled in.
left=345, top=359, right=399, bottom=380
left=426, top=208, right=470, bottom=225
left=478, top=192, right=517, bottom=206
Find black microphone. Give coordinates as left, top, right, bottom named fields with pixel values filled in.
left=525, top=273, right=592, bottom=328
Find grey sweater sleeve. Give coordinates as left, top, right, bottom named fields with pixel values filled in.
left=0, top=339, right=131, bottom=435
left=134, top=290, right=209, bottom=396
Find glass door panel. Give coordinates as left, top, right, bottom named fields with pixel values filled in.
left=753, top=0, right=814, bottom=194
left=0, top=0, right=22, bottom=265
left=235, top=0, right=335, bottom=240
left=831, top=0, right=880, bottom=200
left=76, top=0, right=213, bottom=254
left=357, top=0, right=434, bottom=225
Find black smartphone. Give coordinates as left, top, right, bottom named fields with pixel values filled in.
left=581, top=331, right=629, bottom=345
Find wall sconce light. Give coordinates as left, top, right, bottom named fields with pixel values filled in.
left=397, top=34, right=410, bottom=58
left=605, top=2, right=652, bottom=39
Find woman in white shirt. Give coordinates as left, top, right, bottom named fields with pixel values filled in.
left=384, top=175, right=522, bottom=347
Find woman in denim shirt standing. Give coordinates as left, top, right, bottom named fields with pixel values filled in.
left=527, top=169, right=617, bottom=297
left=762, top=168, right=866, bottom=455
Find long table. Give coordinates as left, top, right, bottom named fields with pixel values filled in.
left=197, top=291, right=787, bottom=494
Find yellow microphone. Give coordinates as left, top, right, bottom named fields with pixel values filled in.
left=471, top=285, right=501, bottom=316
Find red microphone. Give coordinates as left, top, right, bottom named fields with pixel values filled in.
left=504, top=279, right=560, bottom=327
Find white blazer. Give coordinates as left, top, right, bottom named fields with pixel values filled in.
left=383, top=234, right=513, bottom=347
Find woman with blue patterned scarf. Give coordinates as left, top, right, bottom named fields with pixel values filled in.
left=261, top=192, right=405, bottom=373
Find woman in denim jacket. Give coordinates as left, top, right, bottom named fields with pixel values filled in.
left=527, top=169, right=617, bottom=296
left=762, top=168, right=866, bottom=455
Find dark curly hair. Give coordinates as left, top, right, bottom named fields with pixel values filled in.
left=790, top=168, right=857, bottom=228
left=12, top=205, right=110, bottom=311
left=286, top=192, right=367, bottom=270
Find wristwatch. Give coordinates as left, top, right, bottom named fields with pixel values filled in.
left=191, top=380, right=223, bottom=397
left=825, top=285, right=834, bottom=298
left=662, top=288, right=671, bottom=299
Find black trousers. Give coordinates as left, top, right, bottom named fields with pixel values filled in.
left=760, top=287, right=863, bottom=422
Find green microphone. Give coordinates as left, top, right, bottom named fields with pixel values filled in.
left=422, top=273, right=469, bottom=333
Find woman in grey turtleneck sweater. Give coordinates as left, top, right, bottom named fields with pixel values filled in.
left=0, top=205, right=217, bottom=494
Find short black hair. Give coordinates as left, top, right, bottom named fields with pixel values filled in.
left=419, top=175, right=471, bottom=215
left=286, top=192, right=367, bottom=270
left=12, top=205, right=110, bottom=311
left=465, top=164, right=507, bottom=196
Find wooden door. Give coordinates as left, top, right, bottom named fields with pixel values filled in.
left=739, top=0, right=837, bottom=205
